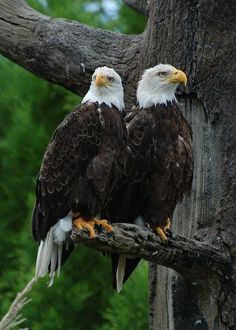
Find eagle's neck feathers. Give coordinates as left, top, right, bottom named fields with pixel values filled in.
left=82, top=84, right=124, bottom=111
left=137, top=79, right=177, bottom=109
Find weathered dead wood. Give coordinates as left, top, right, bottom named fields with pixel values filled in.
left=71, top=223, right=232, bottom=282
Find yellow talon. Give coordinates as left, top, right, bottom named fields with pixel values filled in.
left=155, top=218, right=172, bottom=241
left=155, top=226, right=168, bottom=241
left=163, top=218, right=171, bottom=233
left=93, top=218, right=113, bottom=233
left=73, top=217, right=96, bottom=239
left=73, top=216, right=113, bottom=238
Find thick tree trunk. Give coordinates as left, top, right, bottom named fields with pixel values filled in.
left=0, top=0, right=236, bottom=328
left=144, top=1, right=236, bottom=329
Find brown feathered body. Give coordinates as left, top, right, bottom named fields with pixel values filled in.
left=103, top=101, right=193, bottom=288
left=105, top=101, right=193, bottom=227
left=127, top=101, right=193, bottom=228
left=32, top=101, right=127, bottom=243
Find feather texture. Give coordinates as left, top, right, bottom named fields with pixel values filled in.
left=116, top=255, right=126, bottom=293
left=103, top=101, right=193, bottom=290
left=32, top=102, right=127, bottom=282
left=35, top=215, right=72, bottom=286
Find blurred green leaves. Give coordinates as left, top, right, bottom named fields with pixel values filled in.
left=27, top=0, right=146, bottom=33
left=99, top=262, right=148, bottom=330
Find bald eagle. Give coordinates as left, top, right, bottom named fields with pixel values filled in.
left=103, top=64, right=193, bottom=291
left=32, top=67, right=127, bottom=285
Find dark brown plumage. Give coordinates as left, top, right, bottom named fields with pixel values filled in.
left=32, top=101, right=127, bottom=283
left=32, top=102, right=127, bottom=242
left=103, top=101, right=193, bottom=290
left=126, top=101, right=193, bottom=229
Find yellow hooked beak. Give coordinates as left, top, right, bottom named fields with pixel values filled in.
left=168, top=69, right=187, bottom=86
left=95, top=74, right=108, bottom=87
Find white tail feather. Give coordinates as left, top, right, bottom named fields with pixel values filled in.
left=35, top=215, right=72, bottom=286
left=116, top=255, right=126, bottom=293
left=38, top=229, right=54, bottom=278
left=48, top=244, right=58, bottom=287
left=48, top=272, right=55, bottom=288
left=57, top=244, right=63, bottom=278
left=49, top=243, right=57, bottom=278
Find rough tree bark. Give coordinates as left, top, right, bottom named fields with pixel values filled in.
left=0, top=0, right=236, bottom=329
left=72, top=224, right=231, bottom=282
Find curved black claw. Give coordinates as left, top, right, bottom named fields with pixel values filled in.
left=166, top=229, right=173, bottom=239
left=145, top=223, right=152, bottom=230
left=98, top=225, right=113, bottom=238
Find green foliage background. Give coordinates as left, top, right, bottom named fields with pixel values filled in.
left=0, top=1, right=148, bottom=329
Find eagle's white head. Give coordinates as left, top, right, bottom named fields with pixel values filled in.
left=82, top=66, right=124, bottom=111
left=137, top=64, right=187, bottom=109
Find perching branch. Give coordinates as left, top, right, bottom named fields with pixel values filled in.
left=0, top=0, right=141, bottom=99
left=0, top=277, right=35, bottom=330
left=72, top=223, right=232, bottom=282
left=122, top=0, right=149, bottom=16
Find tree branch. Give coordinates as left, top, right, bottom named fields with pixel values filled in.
left=122, top=0, right=150, bottom=16
left=71, top=223, right=232, bottom=281
left=0, top=0, right=141, bottom=98
left=0, top=277, right=35, bottom=330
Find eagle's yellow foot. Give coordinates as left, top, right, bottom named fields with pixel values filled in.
left=73, top=217, right=96, bottom=239
left=164, top=218, right=171, bottom=233
left=155, top=218, right=172, bottom=241
left=155, top=226, right=168, bottom=241
left=92, top=218, right=113, bottom=233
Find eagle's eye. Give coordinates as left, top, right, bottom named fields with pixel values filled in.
left=158, top=72, right=167, bottom=77
left=93, top=75, right=96, bottom=80
left=108, top=77, right=115, bottom=82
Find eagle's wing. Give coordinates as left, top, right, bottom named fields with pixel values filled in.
left=109, top=108, right=157, bottom=291
left=32, top=102, right=103, bottom=242
left=151, top=110, right=193, bottom=215
left=123, top=109, right=157, bottom=217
